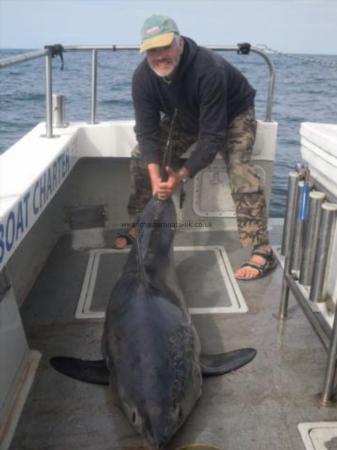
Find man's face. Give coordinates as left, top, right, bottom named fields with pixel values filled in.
left=146, top=36, right=184, bottom=78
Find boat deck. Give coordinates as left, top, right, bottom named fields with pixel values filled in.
left=9, top=226, right=337, bottom=450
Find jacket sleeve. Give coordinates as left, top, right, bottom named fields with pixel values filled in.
left=132, top=68, right=162, bottom=165
left=184, top=69, right=228, bottom=177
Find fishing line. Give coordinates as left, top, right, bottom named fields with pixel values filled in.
left=160, top=108, right=178, bottom=181
left=256, top=44, right=337, bottom=69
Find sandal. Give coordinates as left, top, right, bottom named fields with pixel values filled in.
left=235, top=246, right=277, bottom=281
left=112, top=229, right=136, bottom=249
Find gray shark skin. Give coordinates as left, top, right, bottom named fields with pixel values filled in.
left=102, top=196, right=202, bottom=448
left=50, top=196, right=257, bottom=448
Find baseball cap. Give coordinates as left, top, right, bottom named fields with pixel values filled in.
left=140, top=14, right=179, bottom=53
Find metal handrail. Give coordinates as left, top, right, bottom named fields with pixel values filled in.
left=279, top=168, right=337, bottom=406
left=0, top=48, right=54, bottom=137
left=0, top=49, right=48, bottom=68
left=0, top=44, right=276, bottom=138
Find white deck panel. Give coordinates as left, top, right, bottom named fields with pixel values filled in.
left=298, top=422, right=337, bottom=450
left=0, top=123, right=80, bottom=214
left=300, top=122, right=337, bottom=198
left=0, top=121, right=136, bottom=270
left=301, top=123, right=337, bottom=158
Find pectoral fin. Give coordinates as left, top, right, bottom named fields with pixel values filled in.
left=200, top=348, right=257, bottom=377
left=50, top=357, right=110, bottom=385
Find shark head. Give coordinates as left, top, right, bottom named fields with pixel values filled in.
left=114, top=308, right=202, bottom=447
left=118, top=363, right=202, bottom=447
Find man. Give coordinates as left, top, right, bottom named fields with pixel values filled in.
left=114, top=14, right=277, bottom=281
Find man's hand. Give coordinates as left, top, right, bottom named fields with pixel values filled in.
left=157, top=166, right=181, bottom=200
left=147, top=164, right=189, bottom=200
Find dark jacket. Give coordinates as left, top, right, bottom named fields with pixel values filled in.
left=132, top=37, right=256, bottom=177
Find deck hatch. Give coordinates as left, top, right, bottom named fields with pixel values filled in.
left=75, top=245, right=247, bottom=319
left=193, top=159, right=266, bottom=218
left=66, top=204, right=106, bottom=229
left=298, top=422, right=337, bottom=450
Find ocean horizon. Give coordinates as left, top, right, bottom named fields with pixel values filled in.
left=1, top=48, right=336, bottom=217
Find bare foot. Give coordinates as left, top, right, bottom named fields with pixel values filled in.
left=234, top=244, right=274, bottom=280
left=113, top=226, right=136, bottom=249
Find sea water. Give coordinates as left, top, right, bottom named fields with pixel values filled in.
left=0, top=48, right=336, bottom=216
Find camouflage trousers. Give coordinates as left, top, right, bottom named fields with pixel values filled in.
left=127, top=106, right=269, bottom=248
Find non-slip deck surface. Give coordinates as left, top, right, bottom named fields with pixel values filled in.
left=10, top=228, right=337, bottom=450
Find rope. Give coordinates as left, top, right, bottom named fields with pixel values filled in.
left=256, top=44, right=337, bottom=69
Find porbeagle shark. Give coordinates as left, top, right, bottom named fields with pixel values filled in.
left=51, top=195, right=256, bottom=448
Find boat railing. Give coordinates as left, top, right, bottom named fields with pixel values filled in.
left=0, top=43, right=275, bottom=139
left=279, top=167, right=337, bottom=406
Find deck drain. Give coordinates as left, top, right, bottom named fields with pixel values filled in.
left=298, top=422, right=337, bottom=450
left=76, top=245, right=247, bottom=319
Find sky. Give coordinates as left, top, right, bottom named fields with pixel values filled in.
left=0, top=0, right=336, bottom=54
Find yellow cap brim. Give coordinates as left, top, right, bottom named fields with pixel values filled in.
left=140, top=32, right=174, bottom=53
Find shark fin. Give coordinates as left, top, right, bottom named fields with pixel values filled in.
left=50, top=357, right=110, bottom=385
left=200, top=348, right=257, bottom=377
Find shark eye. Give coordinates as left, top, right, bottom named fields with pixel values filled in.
left=131, top=408, right=142, bottom=427
left=131, top=409, right=138, bottom=424
left=177, top=406, right=184, bottom=421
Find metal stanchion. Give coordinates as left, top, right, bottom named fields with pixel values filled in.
left=281, top=172, right=300, bottom=256
left=290, top=181, right=305, bottom=276
left=310, top=203, right=337, bottom=303
left=278, top=169, right=337, bottom=405
left=45, top=48, right=53, bottom=137
left=321, top=308, right=337, bottom=406
left=299, top=191, right=326, bottom=286
left=52, top=94, right=66, bottom=128
left=90, top=49, right=98, bottom=124
left=278, top=171, right=301, bottom=320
